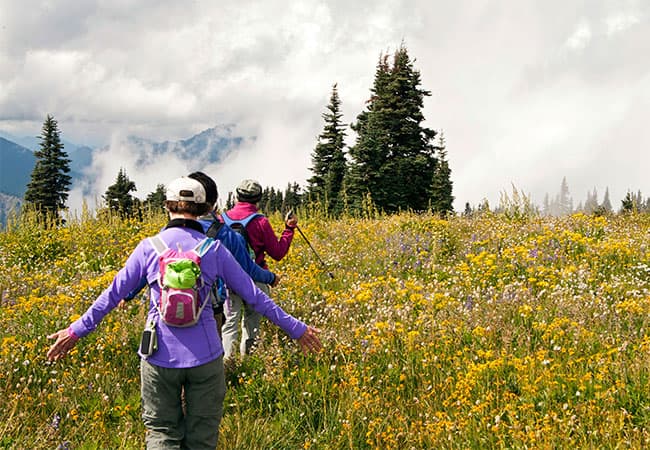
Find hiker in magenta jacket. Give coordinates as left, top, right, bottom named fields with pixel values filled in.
left=46, top=176, right=322, bottom=449
left=220, top=179, right=298, bottom=358
left=224, top=188, right=296, bottom=270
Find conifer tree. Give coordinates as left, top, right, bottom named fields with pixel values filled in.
left=584, top=187, right=598, bottom=214
left=104, top=168, right=137, bottom=217
left=429, top=133, right=454, bottom=215
left=557, top=177, right=572, bottom=216
left=144, top=184, right=166, bottom=212
left=307, top=83, right=347, bottom=216
left=24, top=115, right=71, bottom=219
left=601, top=187, right=613, bottom=213
left=346, top=54, right=391, bottom=212
left=621, top=191, right=636, bottom=213
left=347, top=45, right=438, bottom=213
left=282, top=182, right=302, bottom=212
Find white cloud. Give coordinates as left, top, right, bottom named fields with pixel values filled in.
left=566, top=22, right=592, bottom=51
left=1, top=0, right=649, bottom=213
left=605, top=12, right=640, bottom=36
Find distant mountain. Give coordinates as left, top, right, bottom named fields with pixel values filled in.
left=120, top=125, right=242, bottom=170
left=0, top=192, right=21, bottom=227
left=0, top=137, right=35, bottom=197
left=0, top=125, right=244, bottom=224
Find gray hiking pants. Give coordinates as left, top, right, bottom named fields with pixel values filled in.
left=141, top=357, right=226, bottom=449
left=221, top=282, right=269, bottom=358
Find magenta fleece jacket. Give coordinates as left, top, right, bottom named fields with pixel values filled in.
left=69, top=225, right=307, bottom=368
left=224, top=202, right=294, bottom=268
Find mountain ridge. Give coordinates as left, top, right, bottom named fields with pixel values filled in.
left=0, top=125, right=244, bottom=225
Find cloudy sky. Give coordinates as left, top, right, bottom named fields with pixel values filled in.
left=0, top=0, right=648, bottom=212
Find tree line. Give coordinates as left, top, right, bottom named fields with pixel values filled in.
left=23, top=45, right=454, bottom=221
left=20, top=44, right=648, bottom=222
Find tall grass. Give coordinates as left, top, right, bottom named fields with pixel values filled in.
left=0, top=210, right=649, bottom=448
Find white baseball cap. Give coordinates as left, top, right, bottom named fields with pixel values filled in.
left=165, top=177, right=206, bottom=203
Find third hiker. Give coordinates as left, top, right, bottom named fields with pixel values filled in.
left=221, top=179, right=298, bottom=358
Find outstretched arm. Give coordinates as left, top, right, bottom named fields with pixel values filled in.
left=219, top=226, right=277, bottom=285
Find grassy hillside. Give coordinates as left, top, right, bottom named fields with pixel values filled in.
left=1, top=211, right=649, bottom=449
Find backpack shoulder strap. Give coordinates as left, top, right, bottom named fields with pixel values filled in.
left=194, top=237, right=216, bottom=257
left=149, top=235, right=169, bottom=255
left=220, top=211, right=263, bottom=228
left=206, top=219, right=224, bottom=239
left=220, top=211, right=235, bottom=227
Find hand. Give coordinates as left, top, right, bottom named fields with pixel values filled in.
left=270, top=273, right=281, bottom=287
left=285, top=211, right=298, bottom=229
left=118, top=299, right=128, bottom=309
left=47, top=329, right=79, bottom=361
left=297, top=326, right=322, bottom=355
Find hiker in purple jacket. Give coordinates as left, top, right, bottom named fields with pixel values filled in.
left=220, top=179, right=298, bottom=359
left=46, top=176, right=322, bottom=449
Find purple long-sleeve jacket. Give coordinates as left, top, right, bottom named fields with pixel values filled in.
left=69, top=224, right=307, bottom=368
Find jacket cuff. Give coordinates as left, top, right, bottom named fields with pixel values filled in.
left=67, top=327, right=80, bottom=341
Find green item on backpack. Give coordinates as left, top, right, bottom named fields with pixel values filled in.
left=163, top=260, right=201, bottom=289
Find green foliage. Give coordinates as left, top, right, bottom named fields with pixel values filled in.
left=143, top=184, right=166, bottom=213
left=24, top=115, right=72, bottom=221
left=1, top=212, right=650, bottom=448
left=346, top=45, right=444, bottom=214
left=103, top=168, right=137, bottom=218
left=496, top=183, right=539, bottom=221
left=429, top=133, right=454, bottom=215
left=307, top=83, right=347, bottom=217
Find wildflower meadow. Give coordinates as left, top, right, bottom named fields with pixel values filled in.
left=0, top=210, right=649, bottom=449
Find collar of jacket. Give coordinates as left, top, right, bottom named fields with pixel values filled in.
left=164, top=218, right=204, bottom=234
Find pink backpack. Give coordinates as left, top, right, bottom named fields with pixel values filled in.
left=149, top=235, right=215, bottom=327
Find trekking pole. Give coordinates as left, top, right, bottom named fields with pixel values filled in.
left=287, top=211, right=334, bottom=279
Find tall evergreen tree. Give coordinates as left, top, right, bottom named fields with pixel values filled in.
left=601, top=187, right=613, bottom=213
left=282, top=182, right=303, bottom=212
left=584, top=187, right=598, bottom=214
left=345, top=54, right=391, bottom=212
left=307, top=83, right=347, bottom=215
left=24, top=115, right=71, bottom=219
left=104, top=168, right=137, bottom=217
left=347, top=45, right=438, bottom=213
left=558, top=177, right=572, bottom=216
left=429, top=133, right=454, bottom=214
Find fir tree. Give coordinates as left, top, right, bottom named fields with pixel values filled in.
left=104, top=168, right=137, bottom=217
left=346, top=54, right=391, bottom=212
left=307, top=83, right=347, bottom=216
left=144, top=184, right=166, bottom=212
left=429, top=133, right=454, bottom=215
left=621, top=191, right=635, bottom=213
left=347, top=45, right=438, bottom=213
left=24, top=115, right=71, bottom=220
left=282, top=182, right=302, bottom=212
left=584, top=187, right=598, bottom=214
left=601, top=187, right=613, bottom=213
left=550, top=177, right=573, bottom=216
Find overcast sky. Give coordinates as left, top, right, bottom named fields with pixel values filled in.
left=0, top=0, right=648, bottom=212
